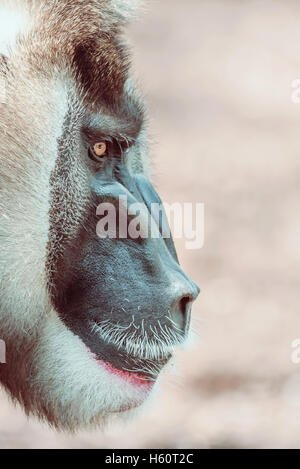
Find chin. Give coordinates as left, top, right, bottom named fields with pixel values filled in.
left=20, top=318, right=166, bottom=431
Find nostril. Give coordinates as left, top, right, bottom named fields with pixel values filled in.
left=179, top=295, right=193, bottom=317
left=170, top=295, right=193, bottom=332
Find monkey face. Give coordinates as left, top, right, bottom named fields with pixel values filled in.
left=0, top=0, right=199, bottom=430
left=45, top=96, right=199, bottom=418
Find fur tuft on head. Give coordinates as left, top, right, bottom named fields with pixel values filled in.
left=111, top=0, right=144, bottom=23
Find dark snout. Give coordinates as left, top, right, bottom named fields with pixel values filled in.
left=50, top=165, right=200, bottom=375
left=133, top=173, right=200, bottom=334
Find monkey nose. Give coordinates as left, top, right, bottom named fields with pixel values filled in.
left=168, top=279, right=200, bottom=333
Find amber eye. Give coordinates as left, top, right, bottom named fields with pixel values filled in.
left=93, top=142, right=107, bottom=158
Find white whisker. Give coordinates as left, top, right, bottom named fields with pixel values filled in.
left=89, top=316, right=185, bottom=362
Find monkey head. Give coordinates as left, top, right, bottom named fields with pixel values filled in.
left=0, top=0, right=199, bottom=430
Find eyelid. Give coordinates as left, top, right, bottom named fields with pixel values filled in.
left=82, top=126, right=134, bottom=149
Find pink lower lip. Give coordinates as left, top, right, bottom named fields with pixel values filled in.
left=99, top=359, right=154, bottom=390
left=81, top=340, right=155, bottom=390
left=87, top=346, right=154, bottom=390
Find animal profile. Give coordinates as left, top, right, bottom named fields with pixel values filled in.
left=0, top=0, right=199, bottom=430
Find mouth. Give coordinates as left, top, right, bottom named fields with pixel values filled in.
left=87, top=320, right=175, bottom=385
left=88, top=338, right=172, bottom=386
left=64, top=316, right=178, bottom=392
left=88, top=350, right=171, bottom=393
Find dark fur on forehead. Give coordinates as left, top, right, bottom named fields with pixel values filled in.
left=73, top=33, right=130, bottom=108
left=17, top=1, right=142, bottom=108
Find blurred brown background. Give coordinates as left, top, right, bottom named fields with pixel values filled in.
left=1, top=0, right=300, bottom=448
